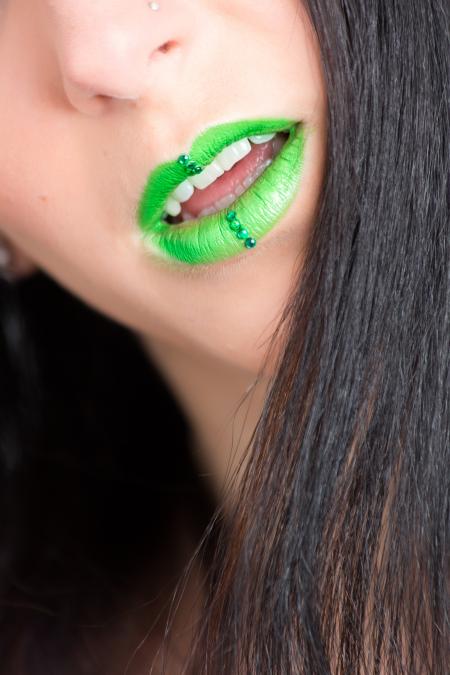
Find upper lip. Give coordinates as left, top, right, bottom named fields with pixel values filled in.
left=137, top=117, right=297, bottom=230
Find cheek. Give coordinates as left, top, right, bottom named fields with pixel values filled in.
left=0, top=149, right=300, bottom=377
left=0, top=113, right=322, bottom=378
left=0, top=0, right=326, bottom=376
left=0, top=126, right=118, bottom=300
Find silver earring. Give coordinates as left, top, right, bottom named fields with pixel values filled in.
left=148, top=1, right=160, bottom=10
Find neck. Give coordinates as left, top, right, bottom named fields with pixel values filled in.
left=140, top=335, right=269, bottom=498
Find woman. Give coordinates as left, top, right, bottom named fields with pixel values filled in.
left=0, top=0, right=448, bottom=673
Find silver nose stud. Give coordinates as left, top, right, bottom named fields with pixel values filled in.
left=148, top=1, right=160, bottom=10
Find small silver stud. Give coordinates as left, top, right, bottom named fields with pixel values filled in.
left=148, top=1, right=160, bottom=10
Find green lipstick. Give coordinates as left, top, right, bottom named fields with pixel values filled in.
left=137, top=118, right=306, bottom=266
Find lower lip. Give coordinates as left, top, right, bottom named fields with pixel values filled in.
left=141, top=122, right=306, bottom=266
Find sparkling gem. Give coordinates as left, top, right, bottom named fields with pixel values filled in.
left=177, top=154, right=190, bottom=167
left=228, top=219, right=241, bottom=231
left=244, top=237, right=257, bottom=249
left=236, top=227, right=249, bottom=239
left=187, top=161, right=203, bottom=175
left=226, top=210, right=237, bottom=222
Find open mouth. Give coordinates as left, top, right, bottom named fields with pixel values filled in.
left=163, top=132, right=289, bottom=225
left=137, top=118, right=307, bottom=266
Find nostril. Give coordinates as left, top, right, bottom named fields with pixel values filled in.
left=149, top=40, right=179, bottom=62
left=158, top=40, right=176, bottom=54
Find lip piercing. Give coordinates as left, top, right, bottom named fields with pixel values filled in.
left=226, top=211, right=257, bottom=249
left=148, top=1, right=160, bottom=10
left=177, top=154, right=204, bottom=176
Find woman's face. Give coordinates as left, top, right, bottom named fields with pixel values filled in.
left=0, top=0, right=326, bottom=373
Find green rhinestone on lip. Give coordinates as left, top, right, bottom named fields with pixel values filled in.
left=186, top=161, right=202, bottom=175
left=228, top=219, right=241, bottom=232
left=236, top=227, right=249, bottom=239
left=177, top=154, right=203, bottom=175
left=226, top=211, right=237, bottom=222
left=225, top=210, right=257, bottom=250
left=177, top=154, right=190, bottom=167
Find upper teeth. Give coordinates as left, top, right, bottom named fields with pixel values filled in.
left=164, top=133, right=276, bottom=217
left=248, top=133, right=277, bottom=144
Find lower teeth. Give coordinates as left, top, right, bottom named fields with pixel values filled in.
left=191, top=158, right=272, bottom=221
left=165, top=132, right=287, bottom=225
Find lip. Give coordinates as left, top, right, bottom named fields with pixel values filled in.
left=137, top=118, right=307, bottom=266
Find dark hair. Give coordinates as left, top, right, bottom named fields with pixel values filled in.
left=184, top=0, right=450, bottom=672
left=0, top=274, right=217, bottom=672
left=1, top=0, right=449, bottom=673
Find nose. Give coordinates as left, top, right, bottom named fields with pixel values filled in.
left=50, top=0, right=184, bottom=115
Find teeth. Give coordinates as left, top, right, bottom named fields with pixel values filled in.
left=233, top=184, right=246, bottom=201
left=188, top=159, right=224, bottom=189
left=164, top=133, right=277, bottom=221
left=197, top=205, right=219, bottom=219
left=181, top=210, right=195, bottom=222
left=248, top=133, right=276, bottom=144
left=182, top=192, right=238, bottom=222
left=214, top=193, right=238, bottom=211
left=216, top=138, right=251, bottom=171
left=173, top=179, right=194, bottom=203
left=179, top=160, right=272, bottom=223
left=165, top=196, right=181, bottom=217
left=242, top=158, right=272, bottom=189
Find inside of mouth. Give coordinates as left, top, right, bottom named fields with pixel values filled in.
left=163, top=131, right=290, bottom=225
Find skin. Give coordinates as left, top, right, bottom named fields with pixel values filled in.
left=0, top=0, right=327, bottom=494
left=138, top=118, right=305, bottom=265
left=0, top=0, right=327, bottom=668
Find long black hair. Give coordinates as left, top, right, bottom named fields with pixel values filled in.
left=0, top=0, right=449, bottom=673
left=183, top=0, right=449, bottom=672
left=0, top=273, right=217, bottom=672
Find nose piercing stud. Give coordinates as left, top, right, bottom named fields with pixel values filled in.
left=148, top=1, right=160, bottom=10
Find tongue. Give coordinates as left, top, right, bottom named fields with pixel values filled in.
left=181, top=135, right=283, bottom=219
